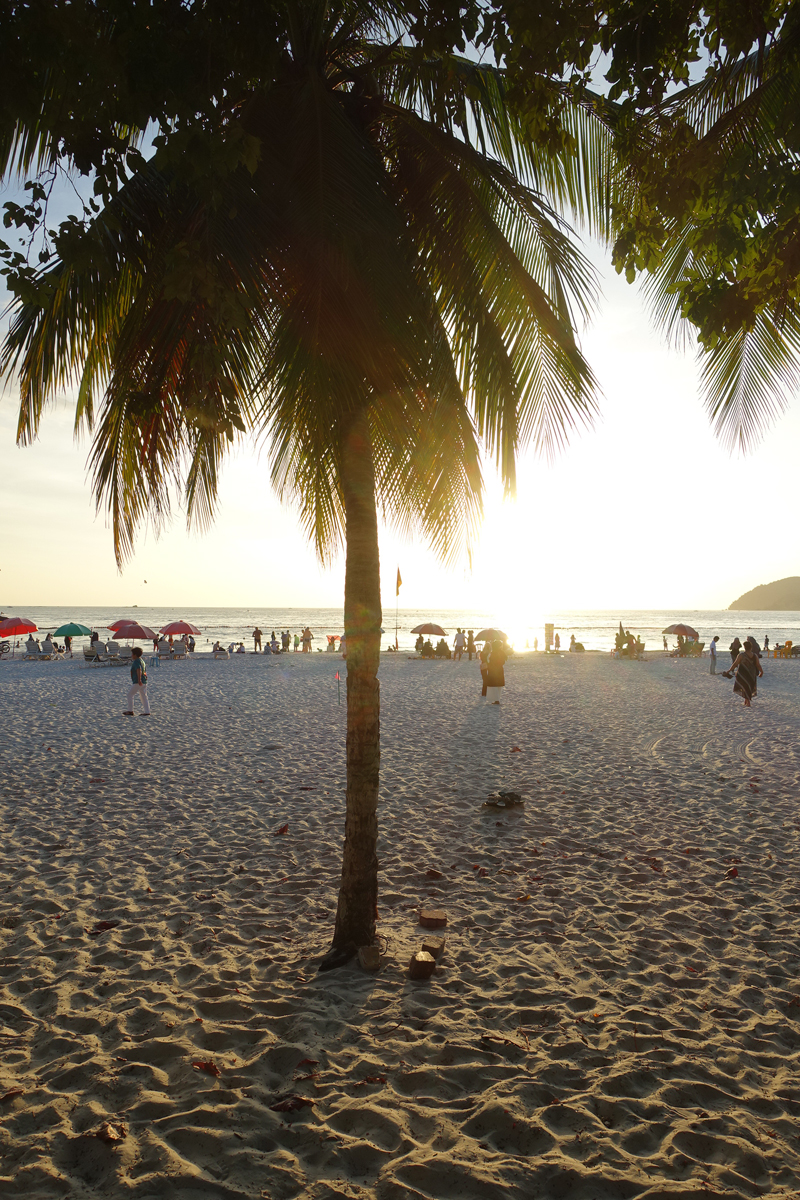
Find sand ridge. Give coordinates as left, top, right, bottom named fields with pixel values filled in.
left=1, top=650, right=799, bottom=1198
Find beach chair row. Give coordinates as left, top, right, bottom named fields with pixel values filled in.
left=22, top=644, right=61, bottom=661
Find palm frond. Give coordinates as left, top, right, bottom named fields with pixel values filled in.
left=380, top=50, right=620, bottom=238
left=385, top=104, right=598, bottom=484
left=700, top=304, right=800, bottom=453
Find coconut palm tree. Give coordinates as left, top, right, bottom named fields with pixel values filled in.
left=1, top=0, right=609, bottom=952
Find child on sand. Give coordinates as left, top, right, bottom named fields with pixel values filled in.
left=124, top=647, right=150, bottom=716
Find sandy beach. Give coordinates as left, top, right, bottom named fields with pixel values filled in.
left=1, top=648, right=799, bottom=1198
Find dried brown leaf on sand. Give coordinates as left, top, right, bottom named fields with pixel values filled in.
left=87, top=920, right=120, bottom=937
left=192, top=1060, right=220, bottom=1077
left=269, top=1093, right=315, bottom=1112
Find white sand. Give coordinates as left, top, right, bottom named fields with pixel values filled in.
left=1, top=648, right=799, bottom=1198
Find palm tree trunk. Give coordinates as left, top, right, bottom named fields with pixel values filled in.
left=332, top=412, right=382, bottom=949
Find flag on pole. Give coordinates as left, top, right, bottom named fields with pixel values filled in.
left=396, top=567, right=402, bottom=596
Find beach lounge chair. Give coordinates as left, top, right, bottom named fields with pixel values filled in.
left=24, top=644, right=52, bottom=661
left=173, top=641, right=187, bottom=658
left=213, top=648, right=230, bottom=659
left=118, top=645, right=133, bottom=660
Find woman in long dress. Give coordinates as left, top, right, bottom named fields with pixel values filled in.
left=725, top=638, right=763, bottom=706
left=486, top=640, right=509, bottom=705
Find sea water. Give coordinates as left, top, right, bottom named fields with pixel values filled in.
left=3, top=606, right=800, bottom=655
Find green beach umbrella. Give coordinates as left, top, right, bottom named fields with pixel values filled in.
left=53, top=622, right=92, bottom=637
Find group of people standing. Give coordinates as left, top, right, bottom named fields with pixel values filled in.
left=251, top=627, right=313, bottom=653
left=411, top=627, right=510, bottom=703
left=708, top=634, right=764, bottom=706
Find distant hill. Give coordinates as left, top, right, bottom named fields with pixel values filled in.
left=729, top=577, right=800, bottom=610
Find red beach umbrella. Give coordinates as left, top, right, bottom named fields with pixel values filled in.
left=107, top=619, right=136, bottom=632
left=0, top=616, right=38, bottom=657
left=159, top=620, right=201, bottom=635
left=0, top=617, right=38, bottom=636
left=410, top=623, right=447, bottom=636
left=113, top=621, right=159, bottom=641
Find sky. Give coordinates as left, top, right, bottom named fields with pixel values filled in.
left=1, top=240, right=798, bottom=615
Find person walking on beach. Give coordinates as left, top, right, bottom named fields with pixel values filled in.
left=302, top=627, right=313, bottom=652
left=466, top=630, right=476, bottom=660
left=124, top=647, right=150, bottom=716
left=723, top=638, right=763, bottom=707
left=453, top=628, right=466, bottom=660
left=479, top=642, right=490, bottom=697
left=729, top=636, right=741, bottom=665
left=253, top=627, right=262, bottom=652
left=763, top=634, right=769, bottom=653
left=554, top=632, right=560, bottom=651
left=486, top=640, right=509, bottom=704
left=709, top=635, right=719, bottom=674
left=293, top=632, right=300, bottom=652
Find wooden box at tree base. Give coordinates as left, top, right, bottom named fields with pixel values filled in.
left=358, top=945, right=381, bottom=972
left=422, top=935, right=445, bottom=960
left=409, top=951, right=436, bottom=980
left=419, top=908, right=447, bottom=929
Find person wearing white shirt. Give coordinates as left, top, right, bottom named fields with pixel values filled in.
left=453, top=628, right=466, bottom=660
left=709, top=635, right=719, bottom=675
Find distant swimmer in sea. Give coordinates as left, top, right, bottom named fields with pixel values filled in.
left=722, top=638, right=763, bottom=707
